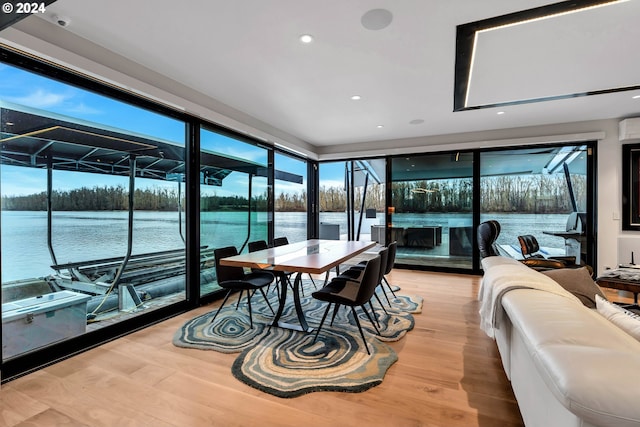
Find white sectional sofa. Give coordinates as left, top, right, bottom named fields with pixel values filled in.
left=479, top=256, right=640, bottom=427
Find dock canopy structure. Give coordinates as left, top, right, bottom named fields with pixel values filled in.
left=1, top=101, right=302, bottom=185
left=0, top=101, right=303, bottom=299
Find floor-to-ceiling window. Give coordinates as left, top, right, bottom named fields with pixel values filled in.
left=1, top=62, right=187, bottom=361
left=0, top=49, right=311, bottom=380
left=274, top=152, right=307, bottom=243
left=199, top=127, right=269, bottom=296
left=390, top=152, right=474, bottom=269
left=480, top=144, right=592, bottom=265
left=319, top=159, right=385, bottom=241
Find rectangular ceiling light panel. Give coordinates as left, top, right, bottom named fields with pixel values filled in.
left=458, top=0, right=640, bottom=110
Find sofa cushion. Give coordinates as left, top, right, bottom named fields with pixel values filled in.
left=596, top=294, right=640, bottom=341
left=541, top=267, right=606, bottom=308
left=502, top=290, right=639, bottom=351
left=479, top=256, right=580, bottom=338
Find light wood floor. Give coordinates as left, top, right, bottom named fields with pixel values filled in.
left=2, top=269, right=630, bottom=427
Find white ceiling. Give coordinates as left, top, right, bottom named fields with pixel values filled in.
left=13, top=0, right=640, bottom=150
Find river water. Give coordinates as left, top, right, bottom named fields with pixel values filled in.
left=1, top=211, right=569, bottom=282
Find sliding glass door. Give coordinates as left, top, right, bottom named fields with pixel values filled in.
left=1, top=63, right=187, bottom=361
left=199, top=128, right=269, bottom=296
left=318, top=159, right=385, bottom=241
left=389, top=152, right=474, bottom=269
left=480, top=145, right=591, bottom=266
left=274, top=152, right=307, bottom=243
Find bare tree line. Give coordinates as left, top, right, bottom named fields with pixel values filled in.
left=1, top=174, right=583, bottom=213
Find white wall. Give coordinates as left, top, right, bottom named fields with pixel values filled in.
left=1, top=24, right=637, bottom=275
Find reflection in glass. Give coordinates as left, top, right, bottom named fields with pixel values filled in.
left=319, top=160, right=385, bottom=241
left=390, top=152, right=473, bottom=269
left=1, top=63, right=187, bottom=360
left=274, top=152, right=307, bottom=243
left=480, top=145, right=589, bottom=264
left=199, top=128, right=269, bottom=296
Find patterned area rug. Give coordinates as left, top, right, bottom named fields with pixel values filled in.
left=173, top=280, right=423, bottom=398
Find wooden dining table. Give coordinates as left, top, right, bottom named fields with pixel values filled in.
left=219, top=239, right=377, bottom=332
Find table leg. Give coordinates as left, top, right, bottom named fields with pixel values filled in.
left=270, top=272, right=312, bottom=333
left=292, top=273, right=311, bottom=332
left=271, top=272, right=288, bottom=328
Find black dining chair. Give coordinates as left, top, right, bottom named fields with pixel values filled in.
left=211, top=246, right=275, bottom=328
left=247, top=239, right=268, bottom=253
left=379, top=241, right=398, bottom=301
left=248, top=239, right=291, bottom=297
left=312, top=255, right=381, bottom=354
left=336, top=246, right=390, bottom=312
left=273, top=236, right=316, bottom=290
left=273, top=236, right=289, bottom=247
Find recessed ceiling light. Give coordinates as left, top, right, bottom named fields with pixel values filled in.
left=497, top=111, right=505, bottom=115
left=351, top=95, right=361, bottom=100
left=377, top=125, right=384, bottom=128
left=299, top=34, right=314, bottom=43
left=409, top=119, right=425, bottom=125
left=633, top=95, right=640, bottom=99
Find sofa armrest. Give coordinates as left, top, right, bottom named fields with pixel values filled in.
left=503, top=290, right=640, bottom=427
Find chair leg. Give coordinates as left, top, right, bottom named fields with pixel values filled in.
left=287, top=276, right=296, bottom=294
left=374, top=288, right=390, bottom=312
left=382, top=276, right=397, bottom=298
left=257, top=287, right=275, bottom=314
left=330, top=303, right=341, bottom=326
left=307, top=273, right=317, bottom=289
left=368, top=300, right=381, bottom=328
left=235, top=290, right=244, bottom=309
left=351, top=306, right=370, bottom=355
left=210, top=289, right=233, bottom=324
left=360, top=303, right=380, bottom=335
left=274, top=279, right=281, bottom=300
left=267, top=277, right=282, bottom=300
left=246, top=288, right=253, bottom=329
left=313, top=303, right=332, bottom=343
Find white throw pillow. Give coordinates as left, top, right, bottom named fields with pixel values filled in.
left=595, top=295, right=640, bottom=341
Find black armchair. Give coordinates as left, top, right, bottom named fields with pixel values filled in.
left=477, top=220, right=501, bottom=259
left=518, top=234, right=576, bottom=265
